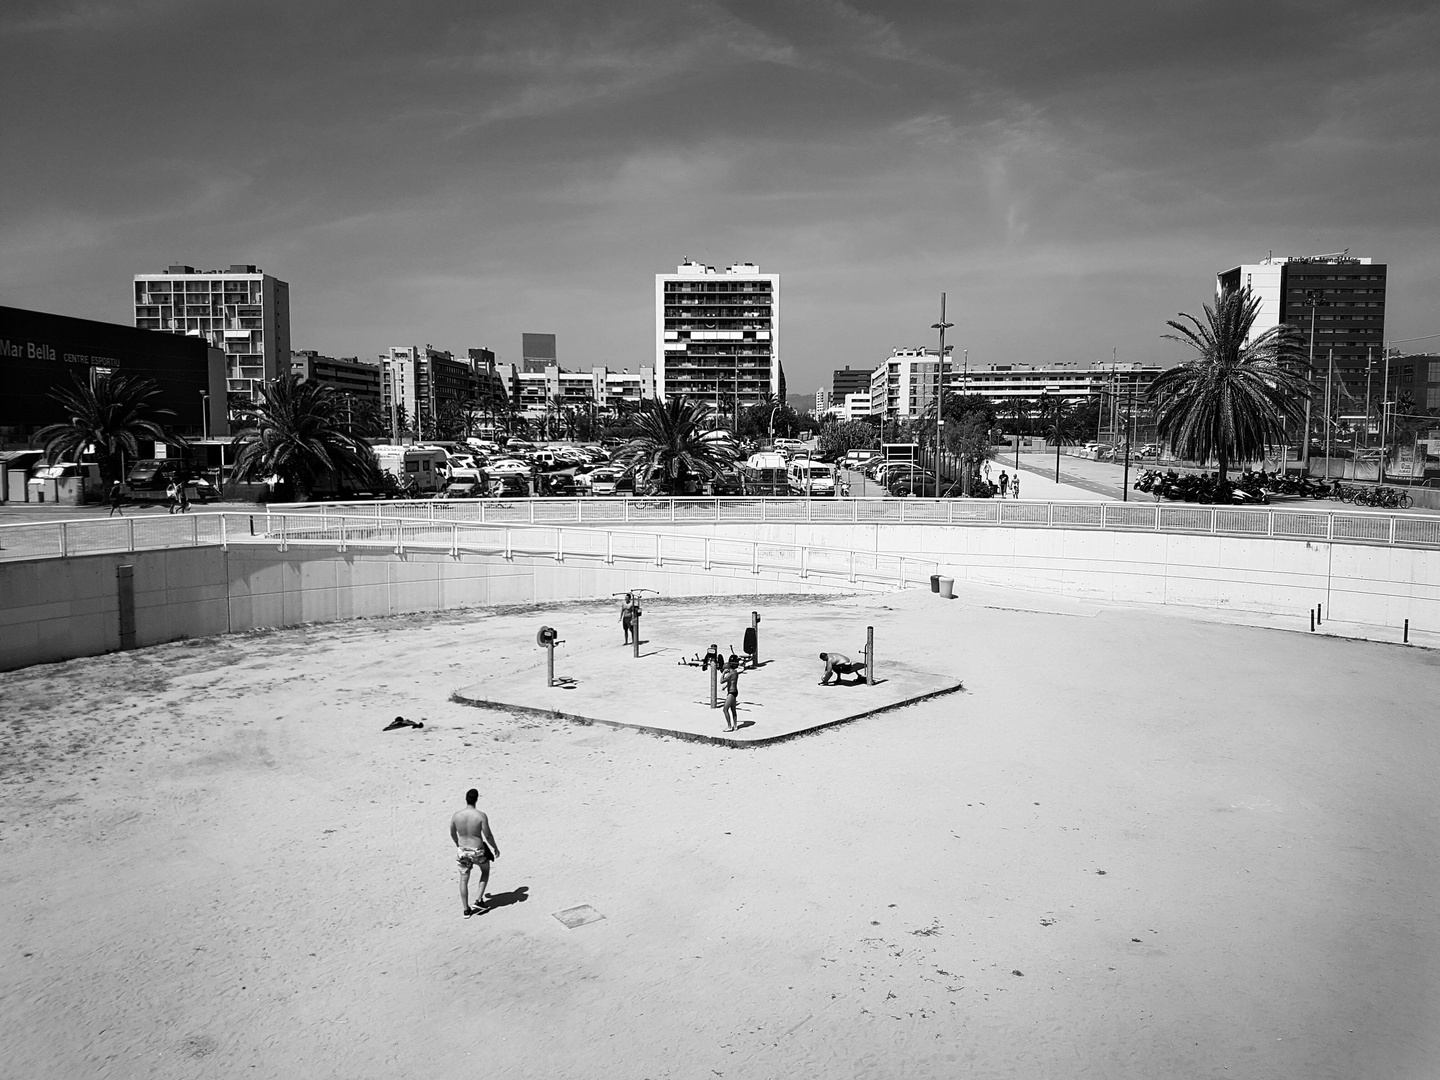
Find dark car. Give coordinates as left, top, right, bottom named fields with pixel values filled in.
left=126, top=458, right=192, bottom=502
left=709, top=471, right=745, bottom=496
left=543, top=474, right=578, bottom=497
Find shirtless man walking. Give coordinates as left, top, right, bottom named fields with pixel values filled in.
left=451, top=788, right=500, bottom=918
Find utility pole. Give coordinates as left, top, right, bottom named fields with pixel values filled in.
left=1300, top=291, right=1329, bottom=472
left=931, top=294, right=954, bottom=499
left=1364, top=347, right=1374, bottom=459
left=1122, top=381, right=1135, bottom=500
left=1379, top=341, right=1391, bottom=485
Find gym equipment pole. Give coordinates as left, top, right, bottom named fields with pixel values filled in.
left=865, top=626, right=875, bottom=686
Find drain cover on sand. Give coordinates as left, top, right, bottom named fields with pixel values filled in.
left=553, top=904, right=605, bottom=929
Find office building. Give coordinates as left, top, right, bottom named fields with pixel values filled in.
left=133, top=264, right=290, bottom=403
left=1217, top=252, right=1387, bottom=396
left=291, top=351, right=382, bottom=406
left=2, top=304, right=226, bottom=449
left=832, top=365, right=871, bottom=403
left=656, top=259, right=784, bottom=411
left=521, top=333, right=556, bottom=374
left=503, top=365, right=655, bottom=420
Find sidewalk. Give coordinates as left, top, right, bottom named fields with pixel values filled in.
left=839, top=463, right=1105, bottom=502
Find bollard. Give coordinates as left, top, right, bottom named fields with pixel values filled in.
left=1404, top=618, right=1409, bottom=644
left=1310, top=609, right=1315, bottom=632
left=865, top=625, right=875, bottom=686
left=1317, top=603, right=1323, bottom=625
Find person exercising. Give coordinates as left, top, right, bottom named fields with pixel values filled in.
left=450, top=788, right=500, bottom=918
left=819, top=651, right=865, bottom=686
left=720, top=654, right=742, bottom=732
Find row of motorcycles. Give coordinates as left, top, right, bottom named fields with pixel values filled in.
left=1132, top=469, right=1413, bottom=507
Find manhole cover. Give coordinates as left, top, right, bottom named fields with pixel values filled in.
left=553, top=904, right=605, bottom=929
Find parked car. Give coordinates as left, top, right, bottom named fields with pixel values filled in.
left=439, top=479, right=484, bottom=499
left=542, top=473, right=578, bottom=497
left=484, top=474, right=530, bottom=498
left=588, top=468, right=619, bottom=496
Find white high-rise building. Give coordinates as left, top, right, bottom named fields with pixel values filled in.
left=656, top=259, right=783, bottom=411
left=133, top=264, right=290, bottom=401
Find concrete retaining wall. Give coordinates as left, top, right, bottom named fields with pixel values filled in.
left=600, top=520, right=1440, bottom=631
left=0, top=545, right=848, bottom=671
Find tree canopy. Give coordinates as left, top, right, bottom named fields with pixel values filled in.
left=615, top=396, right=739, bottom=494
left=36, top=371, right=186, bottom=485
left=230, top=375, right=379, bottom=500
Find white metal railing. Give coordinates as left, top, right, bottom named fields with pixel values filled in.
left=0, top=511, right=934, bottom=590
left=277, top=496, right=1440, bottom=547
left=2, top=498, right=1439, bottom=566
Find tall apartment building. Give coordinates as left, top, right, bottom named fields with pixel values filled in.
left=380, top=345, right=477, bottom=439
left=133, top=264, right=290, bottom=402
left=867, top=348, right=952, bottom=421
left=656, top=259, right=783, bottom=411
left=1217, top=252, right=1387, bottom=396
left=502, top=365, right=655, bottom=419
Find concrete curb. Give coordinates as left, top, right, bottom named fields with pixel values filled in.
left=449, top=681, right=966, bottom=748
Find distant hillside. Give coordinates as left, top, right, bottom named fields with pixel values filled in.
left=786, top=393, right=814, bottom=413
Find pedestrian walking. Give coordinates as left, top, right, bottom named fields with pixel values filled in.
left=108, top=481, right=127, bottom=517
left=165, top=481, right=180, bottom=514
left=450, top=787, right=500, bottom=919
left=1011, top=473, right=1020, bottom=499
left=998, top=471, right=1009, bottom=498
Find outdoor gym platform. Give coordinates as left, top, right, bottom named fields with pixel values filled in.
left=451, top=620, right=962, bottom=746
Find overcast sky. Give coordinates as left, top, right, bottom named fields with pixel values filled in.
left=3, top=0, right=1438, bottom=392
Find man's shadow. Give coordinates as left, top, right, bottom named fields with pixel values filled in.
left=484, top=885, right=529, bottom=911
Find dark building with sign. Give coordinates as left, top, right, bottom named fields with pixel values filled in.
left=1218, top=253, right=1386, bottom=402
left=1, top=305, right=227, bottom=449
left=290, top=350, right=382, bottom=405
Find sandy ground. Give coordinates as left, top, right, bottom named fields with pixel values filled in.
left=2, top=586, right=1438, bottom=1079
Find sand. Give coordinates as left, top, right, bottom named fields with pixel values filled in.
left=2, top=586, right=1438, bottom=1079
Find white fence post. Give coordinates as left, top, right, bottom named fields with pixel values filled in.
left=59, top=523, right=68, bottom=558
left=655, top=534, right=663, bottom=567
left=704, top=537, right=711, bottom=570
left=220, top=513, right=228, bottom=550
left=451, top=523, right=459, bottom=557
left=128, top=518, right=136, bottom=552
left=606, top=532, right=613, bottom=564
left=752, top=542, right=759, bottom=574
left=556, top=529, right=563, bottom=562
left=849, top=549, right=856, bottom=583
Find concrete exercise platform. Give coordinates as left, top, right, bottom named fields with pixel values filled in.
left=452, top=641, right=963, bottom=746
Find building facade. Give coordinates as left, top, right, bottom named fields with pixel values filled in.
left=133, top=264, right=290, bottom=404
left=867, top=348, right=952, bottom=421
left=521, top=333, right=556, bottom=374
left=380, top=345, right=478, bottom=440
left=502, top=365, right=656, bottom=420
left=291, top=351, right=382, bottom=405
left=832, top=365, right=871, bottom=403
left=3, top=304, right=227, bottom=447
left=1218, top=252, right=1387, bottom=400
left=961, top=362, right=1160, bottom=404
left=656, top=259, right=783, bottom=411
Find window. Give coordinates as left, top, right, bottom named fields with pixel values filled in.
left=1429, top=387, right=1440, bottom=410
left=1429, top=361, right=1440, bottom=383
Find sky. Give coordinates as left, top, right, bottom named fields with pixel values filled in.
left=2, top=0, right=1438, bottom=393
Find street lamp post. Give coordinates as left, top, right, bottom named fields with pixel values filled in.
left=1300, top=290, right=1329, bottom=472
left=931, top=293, right=954, bottom=499
left=1121, top=381, right=1135, bottom=501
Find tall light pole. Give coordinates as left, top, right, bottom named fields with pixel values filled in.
left=931, top=293, right=953, bottom=499
left=1300, top=290, right=1329, bottom=472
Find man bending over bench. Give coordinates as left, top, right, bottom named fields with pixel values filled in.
left=819, top=651, right=866, bottom=686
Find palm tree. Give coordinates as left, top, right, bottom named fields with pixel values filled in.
left=615, top=396, right=739, bottom=494
left=36, top=371, right=187, bottom=485
left=1150, top=286, right=1310, bottom=490
left=230, top=375, right=379, bottom=501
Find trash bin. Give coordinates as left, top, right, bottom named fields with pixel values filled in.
left=930, top=573, right=940, bottom=593
left=938, top=576, right=954, bottom=599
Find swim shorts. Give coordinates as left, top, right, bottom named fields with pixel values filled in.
left=456, top=846, right=490, bottom=870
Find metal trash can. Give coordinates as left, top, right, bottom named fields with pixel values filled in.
left=930, top=573, right=940, bottom=593
left=938, top=576, right=954, bottom=599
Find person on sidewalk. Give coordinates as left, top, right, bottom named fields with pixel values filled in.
left=1011, top=473, right=1021, bottom=499
left=998, top=471, right=1010, bottom=498
left=451, top=787, right=500, bottom=918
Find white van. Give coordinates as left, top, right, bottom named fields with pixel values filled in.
left=787, top=460, right=836, bottom=497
